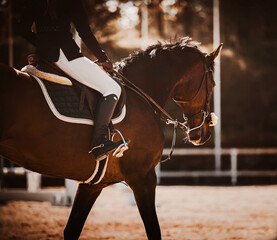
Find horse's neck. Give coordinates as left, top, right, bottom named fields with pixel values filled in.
left=122, top=58, right=180, bottom=108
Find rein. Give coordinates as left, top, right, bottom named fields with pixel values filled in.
left=113, top=70, right=176, bottom=123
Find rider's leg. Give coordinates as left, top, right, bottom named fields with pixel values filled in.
left=89, top=94, right=129, bottom=161
left=54, top=49, right=121, bottom=98
left=54, top=50, right=128, bottom=161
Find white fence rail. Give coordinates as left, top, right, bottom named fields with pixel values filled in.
left=2, top=148, right=277, bottom=188
left=157, top=148, right=277, bottom=184
left=0, top=157, right=75, bottom=204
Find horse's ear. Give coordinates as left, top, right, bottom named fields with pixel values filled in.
left=206, top=43, right=223, bottom=64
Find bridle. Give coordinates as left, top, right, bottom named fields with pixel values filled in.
left=172, top=62, right=216, bottom=142
left=112, top=59, right=217, bottom=161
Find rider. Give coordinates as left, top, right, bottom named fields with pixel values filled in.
left=16, top=0, right=127, bottom=161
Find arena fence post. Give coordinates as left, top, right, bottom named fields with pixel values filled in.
left=26, top=171, right=41, bottom=192
left=65, top=179, right=78, bottom=205
left=156, top=162, right=161, bottom=184
left=230, top=149, right=238, bottom=185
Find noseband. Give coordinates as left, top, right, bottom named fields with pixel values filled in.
left=172, top=62, right=217, bottom=142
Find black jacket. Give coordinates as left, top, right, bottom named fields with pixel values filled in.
left=17, top=0, right=108, bottom=62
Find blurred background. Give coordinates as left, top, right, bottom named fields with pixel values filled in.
left=0, top=0, right=277, bottom=191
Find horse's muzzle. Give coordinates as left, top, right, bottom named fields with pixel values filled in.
left=207, top=112, right=218, bottom=127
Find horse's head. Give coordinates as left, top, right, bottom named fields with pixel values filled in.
left=173, top=44, right=223, bottom=146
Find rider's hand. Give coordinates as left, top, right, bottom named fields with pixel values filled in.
left=99, top=59, right=114, bottom=73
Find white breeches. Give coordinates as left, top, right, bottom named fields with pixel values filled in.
left=54, top=49, right=121, bottom=98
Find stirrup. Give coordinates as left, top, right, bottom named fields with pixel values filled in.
left=113, top=143, right=129, bottom=158
left=111, top=129, right=130, bottom=158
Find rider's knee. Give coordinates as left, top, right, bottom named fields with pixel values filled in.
left=104, top=81, right=121, bottom=99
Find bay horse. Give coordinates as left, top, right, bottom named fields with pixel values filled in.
left=0, top=38, right=222, bottom=240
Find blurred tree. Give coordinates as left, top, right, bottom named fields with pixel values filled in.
left=220, top=0, right=277, bottom=147
left=83, top=0, right=121, bottom=35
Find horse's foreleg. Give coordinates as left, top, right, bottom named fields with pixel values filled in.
left=127, top=168, right=161, bottom=240
left=64, top=183, right=103, bottom=240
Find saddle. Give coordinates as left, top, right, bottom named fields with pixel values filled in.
left=21, top=55, right=129, bottom=185
left=22, top=54, right=126, bottom=126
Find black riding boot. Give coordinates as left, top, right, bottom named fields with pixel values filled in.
left=89, top=94, right=128, bottom=161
